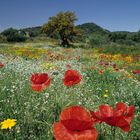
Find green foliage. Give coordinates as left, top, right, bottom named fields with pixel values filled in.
left=0, top=34, right=7, bottom=43
left=116, top=39, right=135, bottom=45
left=108, top=32, right=128, bottom=42
left=42, top=11, right=81, bottom=47
left=99, top=44, right=140, bottom=56
left=77, top=23, right=109, bottom=45
left=21, top=26, right=42, bottom=37
left=89, top=33, right=109, bottom=47
left=131, top=31, right=140, bottom=42
left=1, top=28, right=27, bottom=42
left=108, top=31, right=140, bottom=45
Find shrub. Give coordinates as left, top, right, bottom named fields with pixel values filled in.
left=1, top=28, right=27, bottom=42
left=0, top=35, right=7, bottom=43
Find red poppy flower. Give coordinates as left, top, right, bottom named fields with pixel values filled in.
left=112, top=64, right=119, bottom=71
left=132, top=69, right=140, bottom=74
left=66, top=64, right=72, bottom=69
left=53, top=106, right=98, bottom=140
left=30, top=73, right=51, bottom=92
left=91, top=66, right=95, bottom=70
left=63, top=70, right=82, bottom=87
left=122, top=54, right=129, bottom=57
left=113, top=64, right=117, bottom=69
left=100, top=54, right=106, bottom=59
left=115, top=102, right=135, bottom=123
left=99, top=61, right=109, bottom=67
left=98, top=69, right=104, bottom=74
left=0, top=62, right=4, bottom=68
left=91, top=102, right=134, bottom=132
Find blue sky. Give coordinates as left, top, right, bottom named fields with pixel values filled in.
left=0, top=0, right=140, bottom=32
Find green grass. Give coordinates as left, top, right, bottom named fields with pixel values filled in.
left=98, top=44, right=140, bottom=56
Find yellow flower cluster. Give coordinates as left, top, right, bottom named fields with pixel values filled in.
left=103, top=90, right=109, bottom=98
left=123, top=56, right=133, bottom=63
left=2, top=46, right=48, bottom=59
left=99, top=53, right=133, bottom=63
left=41, top=62, right=56, bottom=70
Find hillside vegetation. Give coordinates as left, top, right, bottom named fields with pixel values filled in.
left=1, top=22, right=140, bottom=47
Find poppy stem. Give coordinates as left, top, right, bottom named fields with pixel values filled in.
left=99, top=124, right=102, bottom=134
left=111, top=126, right=116, bottom=140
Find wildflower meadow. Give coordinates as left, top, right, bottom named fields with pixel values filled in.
left=0, top=43, right=140, bottom=140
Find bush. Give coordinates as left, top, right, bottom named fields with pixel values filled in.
left=0, top=35, right=7, bottom=43
left=89, top=35, right=108, bottom=47
left=1, top=28, right=27, bottom=42
left=116, top=39, right=136, bottom=45
left=89, top=38, right=102, bottom=46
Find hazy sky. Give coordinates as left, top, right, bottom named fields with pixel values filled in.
left=0, top=0, right=140, bottom=32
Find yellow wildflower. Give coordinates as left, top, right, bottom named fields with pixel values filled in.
left=124, top=56, right=133, bottom=63
left=103, top=93, right=109, bottom=98
left=41, top=63, right=56, bottom=70
left=1, top=119, right=16, bottom=129
left=105, top=90, right=109, bottom=93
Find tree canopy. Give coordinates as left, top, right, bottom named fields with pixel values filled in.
left=42, top=11, right=81, bottom=47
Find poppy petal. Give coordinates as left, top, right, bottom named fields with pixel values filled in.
left=44, top=79, right=51, bottom=86
left=31, top=73, right=49, bottom=84
left=63, top=70, right=82, bottom=86
left=104, top=116, right=120, bottom=127
left=127, top=106, right=135, bottom=116
left=60, top=106, right=93, bottom=131
left=99, top=105, right=114, bottom=119
left=61, top=120, right=93, bottom=131
left=53, top=122, right=98, bottom=140
left=30, top=73, right=51, bottom=92
left=115, top=102, right=127, bottom=116
left=91, top=111, right=102, bottom=123
left=0, top=63, right=4, bottom=68
left=74, top=128, right=98, bottom=140
left=53, top=122, right=74, bottom=140
left=116, top=118, right=130, bottom=132
left=116, top=102, right=127, bottom=112
left=31, top=84, right=44, bottom=92
left=60, top=106, right=91, bottom=122
left=125, top=106, right=135, bottom=123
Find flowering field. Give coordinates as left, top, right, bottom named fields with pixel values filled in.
left=0, top=43, right=140, bottom=140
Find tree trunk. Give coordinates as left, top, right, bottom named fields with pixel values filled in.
left=61, top=38, right=69, bottom=47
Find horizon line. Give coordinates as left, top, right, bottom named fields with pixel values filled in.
left=0, top=21, right=139, bottom=33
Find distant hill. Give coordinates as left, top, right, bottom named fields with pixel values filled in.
left=1, top=22, right=140, bottom=45
left=8, top=22, right=138, bottom=39
left=76, top=23, right=110, bottom=45
left=20, top=22, right=110, bottom=37
left=77, top=22, right=110, bottom=35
